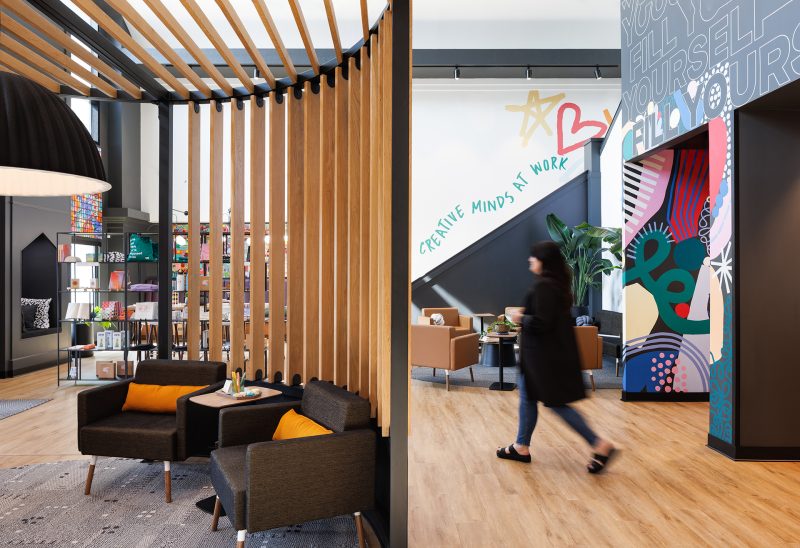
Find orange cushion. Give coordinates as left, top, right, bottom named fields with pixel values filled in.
left=121, top=383, right=206, bottom=414
left=272, top=409, right=333, bottom=440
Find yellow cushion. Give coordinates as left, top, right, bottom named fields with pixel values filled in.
left=121, top=383, right=206, bottom=414
left=272, top=409, right=333, bottom=440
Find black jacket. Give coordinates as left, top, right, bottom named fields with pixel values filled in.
left=519, top=277, right=585, bottom=406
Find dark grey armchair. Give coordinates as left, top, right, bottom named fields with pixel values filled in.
left=209, top=381, right=375, bottom=548
left=78, top=359, right=227, bottom=502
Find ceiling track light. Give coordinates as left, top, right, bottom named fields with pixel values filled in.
left=594, top=65, right=602, bottom=80
left=454, top=66, right=461, bottom=80
left=526, top=66, right=533, bottom=80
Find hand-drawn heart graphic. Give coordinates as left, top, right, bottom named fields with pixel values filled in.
left=556, top=102, right=608, bottom=155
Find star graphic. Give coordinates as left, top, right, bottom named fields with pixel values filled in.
left=505, top=90, right=566, bottom=146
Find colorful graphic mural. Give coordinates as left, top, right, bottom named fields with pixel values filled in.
left=623, top=149, right=713, bottom=396
left=71, top=193, right=102, bottom=233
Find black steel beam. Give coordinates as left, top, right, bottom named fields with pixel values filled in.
left=157, top=102, right=172, bottom=358
left=27, top=0, right=168, bottom=99
left=390, top=1, right=411, bottom=546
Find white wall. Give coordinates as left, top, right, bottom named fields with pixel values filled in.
left=140, top=103, right=158, bottom=222
left=599, top=108, right=623, bottom=312
left=411, top=79, right=620, bottom=280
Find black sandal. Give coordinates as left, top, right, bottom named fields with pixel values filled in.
left=587, top=448, right=617, bottom=474
left=496, top=444, right=532, bottom=463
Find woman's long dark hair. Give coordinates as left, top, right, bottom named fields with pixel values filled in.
left=530, top=241, right=573, bottom=309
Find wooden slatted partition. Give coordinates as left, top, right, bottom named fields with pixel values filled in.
left=230, top=100, right=246, bottom=376
left=187, top=102, right=201, bottom=360
left=347, top=55, right=362, bottom=394
left=268, top=94, right=287, bottom=382
left=380, top=9, right=394, bottom=434
left=319, top=77, right=336, bottom=383
left=249, top=96, right=267, bottom=381
left=334, top=65, right=349, bottom=387
left=369, top=31, right=381, bottom=416
left=286, top=90, right=305, bottom=386
left=208, top=101, right=224, bottom=363
left=359, top=48, right=372, bottom=399
left=303, top=82, right=321, bottom=381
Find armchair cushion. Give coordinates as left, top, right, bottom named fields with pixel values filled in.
left=133, top=359, right=226, bottom=386
left=273, top=409, right=333, bottom=440
left=211, top=444, right=248, bottom=530
left=301, top=381, right=371, bottom=433
left=218, top=401, right=302, bottom=448
left=121, top=383, right=206, bottom=413
left=79, top=412, right=177, bottom=461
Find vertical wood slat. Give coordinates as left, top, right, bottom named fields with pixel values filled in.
left=334, top=65, right=349, bottom=387
left=369, top=30, right=382, bottom=416
left=249, top=96, right=266, bottom=380
left=347, top=56, right=361, bottom=393
left=268, top=94, right=287, bottom=382
left=209, top=100, right=224, bottom=364
left=359, top=49, right=371, bottom=399
left=320, top=78, right=336, bottom=383
left=187, top=102, right=201, bottom=361
left=230, top=100, right=246, bottom=375
left=286, top=90, right=305, bottom=385
left=381, top=10, right=394, bottom=435
left=303, top=82, right=321, bottom=382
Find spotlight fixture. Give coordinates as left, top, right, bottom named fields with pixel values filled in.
left=526, top=66, right=533, bottom=80
left=594, top=66, right=602, bottom=80
left=454, top=66, right=460, bottom=80
left=0, top=72, right=109, bottom=196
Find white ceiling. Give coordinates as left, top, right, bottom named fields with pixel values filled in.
left=66, top=0, right=621, bottom=54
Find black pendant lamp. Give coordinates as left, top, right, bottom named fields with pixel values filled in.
left=0, top=71, right=109, bottom=196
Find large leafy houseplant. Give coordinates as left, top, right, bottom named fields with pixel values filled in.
left=545, top=213, right=622, bottom=309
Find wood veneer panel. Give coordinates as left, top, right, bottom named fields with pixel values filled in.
left=187, top=102, right=201, bottom=360
left=347, top=56, right=362, bottom=394
left=252, top=0, right=297, bottom=83
left=369, top=31, right=381, bottom=416
left=0, top=50, right=60, bottom=92
left=359, top=48, right=371, bottom=400
left=0, top=33, right=90, bottom=95
left=288, top=0, right=321, bottom=74
left=319, top=79, right=335, bottom=383
left=303, top=82, right=321, bottom=382
left=286, top=90, right=305, bottom=385
left=230, top=100, right=246, bottom=376
left=249, top=96, right=266, bottom=380
left=209, top=101, right=224, bottom=363
left=268, top=94, right=287, bottom=382
left=334, top=65, right=349, bottom=387
left=380, top=11, right=393, bottom=434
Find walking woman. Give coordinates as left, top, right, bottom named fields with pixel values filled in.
left=497, top=241, right=617, bottom=473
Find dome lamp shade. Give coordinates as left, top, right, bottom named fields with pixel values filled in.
left=0, top=71, right=109, bottom=196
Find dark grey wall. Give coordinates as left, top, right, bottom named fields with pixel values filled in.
left=5, top=197, right=71, bottom=376
left=412, top=173, right=588, bottom=327
left=621, top=0, right=800, bottom=158
left=737, top=107, right=800, bottom=448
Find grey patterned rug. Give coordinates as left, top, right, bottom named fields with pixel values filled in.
left=0, top=399, right=50, bottom=420
left=0, top=458, right=359, bottom=547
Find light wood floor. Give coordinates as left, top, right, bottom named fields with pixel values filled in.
left=4, top=368, right=800, bottom=546
left=408, top=377, right=800, bottom=547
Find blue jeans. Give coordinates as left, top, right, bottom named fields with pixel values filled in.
left=516, top=374, right=598, bottom=447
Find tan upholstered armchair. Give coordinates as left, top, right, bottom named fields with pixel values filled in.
left=418, top=307, right=473, bottom=337
left=574, top=326, right=603, bottom=391
left=411, top=308, right=479, bottom=391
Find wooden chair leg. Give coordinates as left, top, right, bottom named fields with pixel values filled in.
left=84, top=456, right=97, bottom=496
left=589, top=371, right=596, bottom=392
left=445, top=370, right=450, bottom=391
left=211, top=496, right=221, bottom=531
left=469, top=367, right=475, bottom=383
left=164, top=461, right=172, bottom=503
left=354, top=512, right=366, bottom=548
left=236, top=530, right=246, bottom=548
left=615, top=358, right=620, bottom=377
